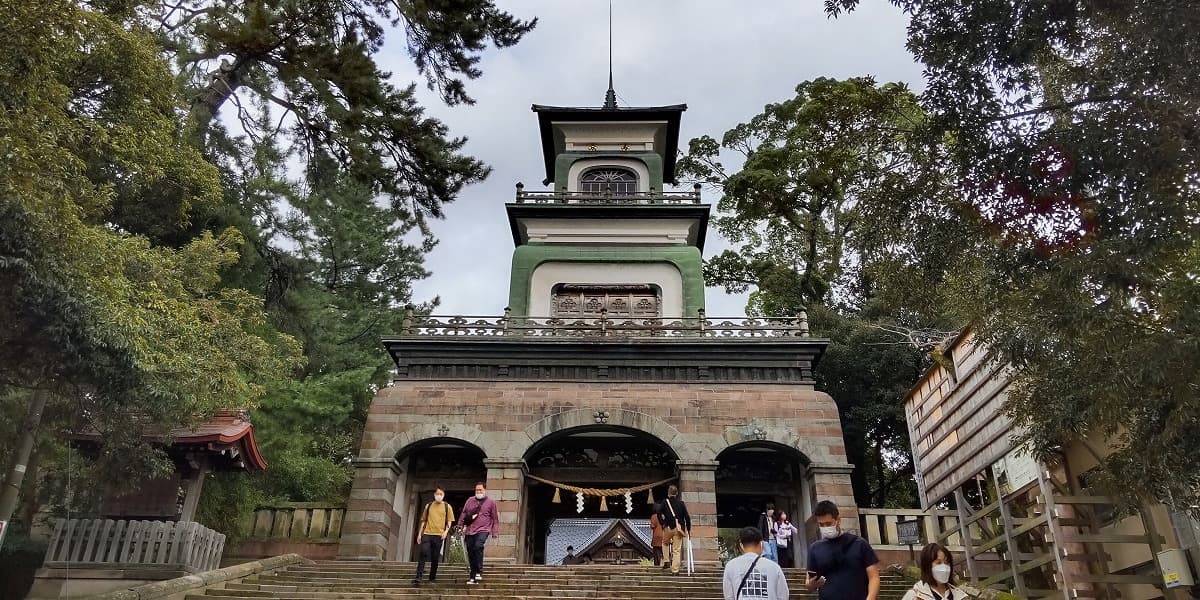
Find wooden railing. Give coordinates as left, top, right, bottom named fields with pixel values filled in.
left=858, top=508, right=967, bottom=551
left=43, top=519, right=224, bottom=572
left=245, top=503, right=344, bottom=541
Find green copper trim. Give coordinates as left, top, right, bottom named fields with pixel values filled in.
left=507, top=245, right=704, bottom=317
left=553, top=152, right=663, bottom=192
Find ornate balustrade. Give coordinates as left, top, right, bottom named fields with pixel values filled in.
left=513, top=183, right=703, bottom=205
left=43, top=518, right=224, bottom=572
left=395, top=310, right=812, bottom=339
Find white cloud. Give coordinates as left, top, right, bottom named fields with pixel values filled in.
left=376, top=0, right=923, bottom=317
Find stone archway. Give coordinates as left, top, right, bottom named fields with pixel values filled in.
left=714, top=440, right=814, bottom=567
left=371, top=422, right=489, bottom=460
left=519, top=408, right=686, bottom=460
left=519, top=417, right=682, bottom=565
left=390, top=436, right=488, bottom=562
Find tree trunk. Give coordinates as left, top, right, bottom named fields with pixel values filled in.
left=187, top=57, right=246, bottom=149
left=0, top=390, right=49, bottom=524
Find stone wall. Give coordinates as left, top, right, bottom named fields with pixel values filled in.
left=338, top=379, right=857, bottom=563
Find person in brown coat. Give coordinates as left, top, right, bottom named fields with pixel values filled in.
left=650, top=507, right=666, bottom=567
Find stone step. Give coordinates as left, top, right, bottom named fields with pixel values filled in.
left=189, top=561, right=912, bottom=600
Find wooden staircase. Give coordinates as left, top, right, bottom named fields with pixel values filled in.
left=184, top=560, right=913, bottom=600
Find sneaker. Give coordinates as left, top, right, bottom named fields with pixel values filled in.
left=474, top=574, right=482, bottom=582
left=411, top=579, right=420, bottom=586
left=466, top=579, right=476, bottom=585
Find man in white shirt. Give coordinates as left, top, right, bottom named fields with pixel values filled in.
left=722, top=526, right=790, bottom=600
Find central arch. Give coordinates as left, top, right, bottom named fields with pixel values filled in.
left=520, top=422, right=680, bottom=565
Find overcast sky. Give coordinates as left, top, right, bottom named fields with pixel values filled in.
left=376, top=0, right=924, bottom=317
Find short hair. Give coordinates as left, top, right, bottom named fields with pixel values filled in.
left=433, top=485, right=445, bottom=493
left=738, top=526, right=763, bottom=546
left=814, top=500, right=840, bottom=519
left=919, top=543, right=953, bottom=586
left=668, top=484, right=679, bottom=496
left=475, top=481, right=487, bottom=489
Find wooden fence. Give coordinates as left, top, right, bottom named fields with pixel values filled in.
left=43, top=519, right=224, bottom=572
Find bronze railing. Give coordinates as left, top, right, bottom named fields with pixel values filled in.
left=512, top=182, right=704, bottom=205
left=396, top=309, right=811, bottom=339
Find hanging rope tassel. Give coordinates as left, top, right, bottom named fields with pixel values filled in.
left=647, top=487, right=655, bottom=504
left=552, top=487, right=562, bottom=504
left=599, top=496, right=609, bottom=512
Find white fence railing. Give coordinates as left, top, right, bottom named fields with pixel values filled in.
left=43, top=518, right=225, bottom=572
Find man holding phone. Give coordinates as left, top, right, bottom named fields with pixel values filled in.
left=805, top=500, right=880, bottom=600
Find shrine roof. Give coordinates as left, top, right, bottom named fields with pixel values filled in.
left=69, top=409, right=267, bottom=471
left=531, top=104, right=687, bottom=185
left=544, top=518, right=652, bottom=566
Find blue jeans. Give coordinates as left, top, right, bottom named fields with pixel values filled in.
left=765, top=539, right=778, bottom=561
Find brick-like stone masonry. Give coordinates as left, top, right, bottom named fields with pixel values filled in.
left=338, top=380, right=858, bottom=563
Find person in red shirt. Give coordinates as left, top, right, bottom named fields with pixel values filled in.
left=457, top=482, right=500, bottom=584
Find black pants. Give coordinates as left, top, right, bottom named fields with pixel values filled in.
left=777, top=544, right=793, bottom=568
left=466, top=532, right=489, bottom=577
left=652, top=546, right=663, bottom=566
left=414, top=534, right=444, bottom=580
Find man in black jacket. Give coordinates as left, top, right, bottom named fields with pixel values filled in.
left=657, top=484, right=692, bottom=575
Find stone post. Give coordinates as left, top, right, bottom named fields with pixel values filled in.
left=807, top=462, right=858, bottom=533
left=337, top=457, right=402, bottom=560
left=678, top=460, right=719, bottom=563
left=483, top=459, right=525, bottom=564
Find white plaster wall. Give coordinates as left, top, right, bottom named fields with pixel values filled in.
left=528, top=261, right=684, bottom=318
left=558, top=122, right=662, bottom=149
left=522, top=218, right=693, bottom=245
left=565, top=158, right=651, bottom=192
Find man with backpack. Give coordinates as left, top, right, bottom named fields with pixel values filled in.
left=412, top=486, right=454, bottom=585
left=723, top=526, right=789, bottom=599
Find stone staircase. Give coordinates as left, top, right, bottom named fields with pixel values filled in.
left=185, top=560, right=913, bottom=600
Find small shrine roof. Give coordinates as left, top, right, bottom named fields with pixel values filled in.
left=544, top=517, right=652, bottom=565
left=70, top=409, right=267, bottom=471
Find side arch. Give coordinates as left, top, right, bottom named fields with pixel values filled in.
left=700, top=424, right=822, bottom=463
left=371, top=423, right=489, bottom=460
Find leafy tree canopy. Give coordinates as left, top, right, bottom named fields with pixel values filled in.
left=680, top=78, right=957, bottom=507
left=825, top=1, right=1200, bottom=509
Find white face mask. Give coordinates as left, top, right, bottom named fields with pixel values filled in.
left=932, top=564, right=952, bottom=584
left=819, top=525, right=840, bottom=540
left=475, top=492, right=486, bottom=500
left=434, top=494, right=444, bottom=502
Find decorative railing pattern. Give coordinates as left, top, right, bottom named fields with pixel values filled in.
left=513, top=183, right=704, bottom=205
left=245, top=503, right=344, bottom=541
left=858, top=508, right=967, bottom=550
left=43, top=518, right=224, bottom=572
left=395, top=310, right=812, bottom=339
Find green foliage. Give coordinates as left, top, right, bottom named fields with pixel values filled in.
left=680, top=78, right=953, bottom=508
left=3, top=0, right=535, bottom=533
left=825, top=1, right=1200, bottom=510
left=0, top=0, right=301, bottom=476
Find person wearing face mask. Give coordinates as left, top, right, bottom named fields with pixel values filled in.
left=412, top=486, right=454, bottom=586
left=901, top=544, right=961, bottom=600
left=457, top=482, right=499, bottom=584
left=774, top=511, right=796, bottom=567
left=722, top=526, right=789, bottom=600
left=805, top=500, right=881, bottom=600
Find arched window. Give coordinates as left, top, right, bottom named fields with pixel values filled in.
left=579, top=167, right=638, bottom=194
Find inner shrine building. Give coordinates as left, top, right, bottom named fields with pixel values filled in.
left=336, top=93, right=857, bottom=566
